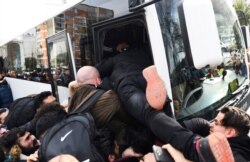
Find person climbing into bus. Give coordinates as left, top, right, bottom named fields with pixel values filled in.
left=96, top=39, right=172, bottom=122
left=96, top=43, right=249, bottom=161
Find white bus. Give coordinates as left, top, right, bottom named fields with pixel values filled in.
left=0, top=0, right=250, bottom=121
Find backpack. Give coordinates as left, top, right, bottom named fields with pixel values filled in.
left=39, top=113, right=104, bottom=162
left=39, top=90, right=106, bottom=162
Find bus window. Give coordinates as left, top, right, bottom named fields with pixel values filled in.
left=155, top=0, right=248, bottom=121
left=0, top=3, right=114, bottom=85
left=46, top=30, right=73, bottom=87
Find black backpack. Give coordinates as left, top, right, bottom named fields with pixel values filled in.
left=39, top=113, right=104, bottom=162
left=39, top=90, right=105, bottom=162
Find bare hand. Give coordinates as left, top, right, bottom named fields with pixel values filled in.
left=162, top=144, right=192, bottom=162
left=27, top=150, right=38, bottom=162
left=68, top=81, right=80, bottom=97
left=140, top=153, right=156, bottom=162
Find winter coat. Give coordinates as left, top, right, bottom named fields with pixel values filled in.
left=96, top=47, right=153, bottom=89
left=228, top=135, right=250, bottom=162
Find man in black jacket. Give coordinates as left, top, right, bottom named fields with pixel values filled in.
left=96, top=42, right=171, bottom=121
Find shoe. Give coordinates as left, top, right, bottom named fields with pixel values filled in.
left=196, top=132, right=234, bottom=162
left=142, top=65, right=167, bottom=110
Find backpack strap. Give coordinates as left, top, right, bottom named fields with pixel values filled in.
left=73, top=89, right=105, bottom=113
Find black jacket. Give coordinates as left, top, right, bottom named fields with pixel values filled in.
left=96, top=47, right=153, bottom=88
left=228, top=135, right=250, bottom=162
left=4, top=96, right=36, bottom=130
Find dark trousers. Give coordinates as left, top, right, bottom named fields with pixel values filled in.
left=116, top=75, right=200, bottom=161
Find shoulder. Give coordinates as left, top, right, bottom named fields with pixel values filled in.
left=102, top=90, right=118, bottom=98
left=98, top=90, right=121, bottom=105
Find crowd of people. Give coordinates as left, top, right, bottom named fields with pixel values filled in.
left=0, top=41, right=249, bottom=162
left=0, top=66, right=72, bottom=88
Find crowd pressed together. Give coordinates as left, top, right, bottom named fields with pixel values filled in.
left=0, top=42, right=250, bottom=162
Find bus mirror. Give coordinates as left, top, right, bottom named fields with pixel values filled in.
left=181, top=0, right=223, bottom=69
left=241, top=26, right=250, bottom=49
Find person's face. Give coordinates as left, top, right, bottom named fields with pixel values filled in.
left=0, top=124, right=8, bottom=137
left=210, top=112, right=228, bottom=135
left=18, top=132, right=40, bottom=150
left=65, top=69, right=70, bottom=75
left=116, top=42, right=129, bottom=53
left=0, top=110, right=9, bottom=124
left=43, top=95, right=56, bottom=104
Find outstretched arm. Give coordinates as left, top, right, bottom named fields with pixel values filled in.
left=162, top=144, right=193, bottom=162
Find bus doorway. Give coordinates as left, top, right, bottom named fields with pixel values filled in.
left=92, top=13, right=153, bottom=65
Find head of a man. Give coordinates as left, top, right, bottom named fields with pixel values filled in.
left=76, top=66, right=101, bottom=87
left=115, top=42, right=129, bottom=53
left=34, top=102, right=67, bottom=139
left=17, top=130, right=40, bottom=155
left=210, top=106, right=250, bottom=137
left=0, top=128, right=40, bottom=156
left=33, top=91, right=56, bottom=109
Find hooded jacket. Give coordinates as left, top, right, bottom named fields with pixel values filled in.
left=4, top=91, right=52, bottom=130
left=228, top=135, right=250, bottom=162
left=96, top=47, right=153, bottom=89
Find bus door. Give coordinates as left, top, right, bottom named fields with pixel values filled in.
left=91, top=12, right=152, bottom=65
left=46, top=30, right=76, bottom=102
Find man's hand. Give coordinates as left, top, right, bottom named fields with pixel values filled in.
left=162, top=144, right=192, bottom=162
left=140, top=153, right=156, bottom=162
left=68, top=81, right=80, bottom=97
left=27, top=150, right=38, bottom=162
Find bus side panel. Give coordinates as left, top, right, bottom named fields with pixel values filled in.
left=5, top=77, right=68, bottom=103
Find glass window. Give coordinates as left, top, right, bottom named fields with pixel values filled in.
left=46, top=31, right=75, bottom=88
left=0, top=2, right=117, bottom=85
left=155, top=0, right=248, bottom=121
